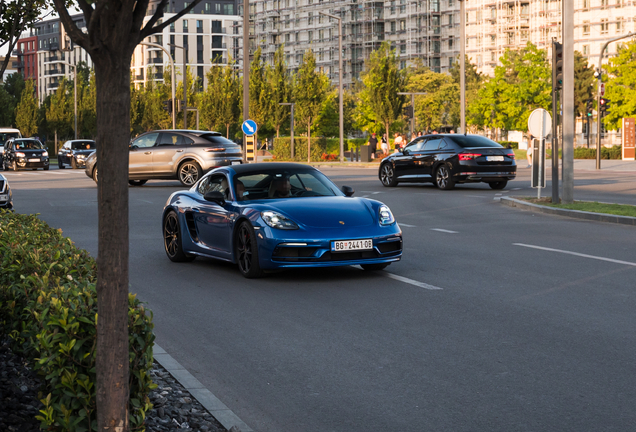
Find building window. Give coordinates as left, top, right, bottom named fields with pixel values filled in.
left=308, top=12, right=313, bottom=25
left=582, top=0, right=589, bottom=10
left=308, top=31, right=313, bottom=42
left=582, top=21, right=590, bottom=36
left=223, top=4, right=234, bottom=14
left=616, top=19, right=623, bottom=33
left=400, top=43, right=406, bottom=54
left=449, top=37, right=453, bottom=49
left=391, top=21, right=396, bottom=32
left=183, top=20, right=188, bottom=31
left=400, top=20, right=406, bottom=31
left=197, top=50, right=203, bottom=63
left=491, top=51, right=496, bottom=62
left=600, top=0, right=608, bottom=8
left=600, top=19, right=608, bottom=34
left=448, top=14, right=453, bottom=26
left=205, top=2, right=211, bottom=13
left=582, top=45, right=589, bottom=55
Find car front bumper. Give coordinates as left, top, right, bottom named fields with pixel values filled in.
left=16, top=158, right=49, bottom=169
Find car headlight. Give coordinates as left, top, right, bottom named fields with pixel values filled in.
left=15, top=152, right=25, bottom=157
left=76, top=154, right=85, bottom=158
left=379, top=205, right=395, bottom=225
left=42, top=151, right=48, bottom=157
left=261, top=211, right=299, bottom=230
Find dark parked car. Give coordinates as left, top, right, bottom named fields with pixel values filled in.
left=379, top=134, right=516, bottom=190
left=58, top=140, right=96, bottom=169
left=0, top=173, right=12, bottom=210
left=85, top=130, right=242, bottom=186
left=2, top=138, right=49, bottom=171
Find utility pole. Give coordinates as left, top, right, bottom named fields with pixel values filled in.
left=141, top=42, right=176, bottom=129
left=183, top=44, right=188, bottom=129
left=595, top=32, right=635, bottom=170
left=243, top=0, right=250, bottom=163
left=459, top=0, right=466, bottom=134
left=551, top=39, right=562, bottom=204
left=398, top=92, right=427, bottom=139
left=319, top=11, right=344, bottom=162
left=562, top=0, right=574, bottom=204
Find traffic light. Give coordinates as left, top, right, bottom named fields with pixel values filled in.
left=403, top=105, right=414, bottom=118
left=552, top=41, right=563, bottom=92
left=586, top=99, right=593, bottom=117
left=599, top=98, right=609, bottom=116
left=162, top=99, right=173, bottom=114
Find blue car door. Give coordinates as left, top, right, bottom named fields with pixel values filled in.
left=192, top=174, right=233, bottom=256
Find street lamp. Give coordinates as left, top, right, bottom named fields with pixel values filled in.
left=140, top=42, right=176, bottom=129
left=319, top=11, right=344, bottom=163
left=594, top=31, right=635, bottom=170
left=61, top=62, right=77, bottom=140
left=459, top=0, right=466, bottom=134
left=280, top=103, right=295, bottom=159
left=168, top=43, right=189, bottom=129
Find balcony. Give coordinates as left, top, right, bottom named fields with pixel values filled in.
left=46, top=69, right=60, bottom=75
left=146, top=57, right=164, bottom=64
left=12, top=61, right=23, bottom=69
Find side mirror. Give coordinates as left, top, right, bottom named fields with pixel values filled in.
left=204, top=190, right=225, bottom=204
left=341, top=185, right=355, bottom=197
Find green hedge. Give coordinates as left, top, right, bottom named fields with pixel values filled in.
left=498, top=141, right=519, bottom=149
left=272, top=137, right=328, bottom=161
left=0, top=210, right=155, bottom=432
left=573, top=145, right=622, bottom=160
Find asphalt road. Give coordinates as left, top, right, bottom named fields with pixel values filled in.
left=4, top=165, right=636, bottom=432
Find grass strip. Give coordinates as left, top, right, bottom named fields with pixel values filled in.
left=519, top=197, right=636, bottom=217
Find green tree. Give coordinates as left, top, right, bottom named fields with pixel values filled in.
left=268, top=45, right=291, bottom=137
left=293, top=49, right=329, bottom=162
left=249, top=47, right=273, bottom=139
left=2, top=72, right=25, bottom=125
left=407, top=67, right=457, bottom=132
left=574, top=51, right=595, bottom=118
left=201, top=58, right=241, bottom=137
left=0, top=0, right=46, bottom=79
left=449, top=56, right=484, bottom=129
left=603, top=40, right=636, bottom=130
left=0, top=85, right=13, bottom=126
left=78, top=68, right=97, bottom=138
left=15, top=79, right=38, bottom=136
left=176, top=66, right=197, bottom=129
left=46, top=78, right=73, bottom=150
left=357, top=42, right=407, bottom=142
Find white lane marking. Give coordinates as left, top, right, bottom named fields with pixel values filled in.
left=399, top=223, right=416, bottom=227
left=514, top=243, right=636, bottom=267
left=511, top=188, right=522, bottom=191
left=431, top=228, right=458, bottom=234
left=384, top=273, right=444, bottom=291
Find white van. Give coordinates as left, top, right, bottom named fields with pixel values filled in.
left=0, top=128, right=22, bottom=158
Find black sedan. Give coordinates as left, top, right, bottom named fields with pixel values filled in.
left=58, top=140, right=96, bottom=169
left=379, top=134, right=516, bottom=190
left=2, top=138, right=49, bottom=171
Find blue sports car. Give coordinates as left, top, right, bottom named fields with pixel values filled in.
left=162, top=163, right=403, bottom=278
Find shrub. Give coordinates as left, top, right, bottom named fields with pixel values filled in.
left=348, top=138, right=368, bottom=149
left=272, top=137, right=327, bottom=161
left=0, top=210, right=155, bottom=432
left=573, top=145, right=622, bottom=160
left=498, top=141, right=519, bottom=149
left=321, top=153, right=338, bottom=161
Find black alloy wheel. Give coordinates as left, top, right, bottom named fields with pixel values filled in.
left=235, top=222, right=263, bottom=278
left=129, top=180, right=148, bottom=186
left=361, top=263, right=389, bottom=271
left=71, top=158, right=77, bottom=169
left=163, top=211, right=196, bottom=262
left=489, top=180, right=508, bottom=190
left=380, top=163, right=398, bottom=187
left=178, top=161, right=202, bottom=187
left=435, top=164, right=455, bottom=190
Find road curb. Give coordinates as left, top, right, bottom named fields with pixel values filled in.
left=499, top=196, right=636, bottom=226
left=153, top=344, right=253, bottom=432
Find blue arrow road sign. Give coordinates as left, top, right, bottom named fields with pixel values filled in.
left=242, top=119, right=258, bottom=136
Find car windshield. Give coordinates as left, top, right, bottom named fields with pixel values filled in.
left=447, top=135, right=503, bottom=148
left=0, top=132, right=20, bottom=145
left=71, top=141, right=95, bottom=150
left=233, top=168, right=341, bottom=201
left=14, top=140, right=44, bottom=150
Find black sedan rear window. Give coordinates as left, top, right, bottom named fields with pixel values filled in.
left=447, top=135, right=503, bottom=148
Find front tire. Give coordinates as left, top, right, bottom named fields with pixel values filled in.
left=489, top=180, right=508, bottom=190
left=380, top=163, right=398, bottom=187
left=235, top=222, right=264, bottom=278
left=129, top=180, right=148, bottom=186
left=163, top=211, right=196, bottom=262
left=11, top=161, right=18, bottom=172
left=59, top=159, right=65, bottom=169
left=178, top=161, right=202, bottom=187
left=92, top=167, right=98, bottom=183
left=435, top=164, right=455, bottom=190
left=361, top=263, right=389, bottom=271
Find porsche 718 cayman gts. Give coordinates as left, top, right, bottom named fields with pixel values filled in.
left=162, top=163, right=403, bottom=277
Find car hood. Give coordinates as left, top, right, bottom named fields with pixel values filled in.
left=259, top=196, right=376, bottom=228
left=17, top=149, right=46, bottom=156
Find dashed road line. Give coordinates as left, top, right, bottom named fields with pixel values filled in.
left=430, top=228, right=458, bottom=234
left=514, top=243, right=636, bottom=267
left=398, top=223, right=416, bottom=227
left=383, top=272, right=444, bottom=290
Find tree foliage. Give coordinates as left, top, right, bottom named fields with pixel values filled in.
left=201, top=58, right=241, bottom=137
left=267, top=45, right=291, bottom=137
left=603, top=39, right=636, bottom=130
left=574, top=50, right=595, bottom=118
left=15, top=79, right=39, bottom=136
left=0, top=0, right=46, bottom=79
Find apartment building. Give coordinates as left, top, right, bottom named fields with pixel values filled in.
left=465, top=0, right=636, bottom=76
left=13, top=34, right=39, bottom=89
left=246, top=0, right=461, bottom=87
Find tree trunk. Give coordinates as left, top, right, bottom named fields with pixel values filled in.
left=226, top=123, right=230, bottom=138
left=276, top=126, right=280, bottom=138
left=94, top=57, right=131, bottom=432
left=385, top=123, right=390, bottom=156
left=307, top=121, right=311, bottom=163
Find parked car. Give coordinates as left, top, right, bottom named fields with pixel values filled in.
left=162, top=163, right=403, bottom=278
left=2, top=138, right=49, bottom=171
left=0, top=173, right=13, bottom=210
left=58, top=140, right=96, bottom=169
left=379, top=134, right=516, bottom=190
left=85, top=130, right=243, bottom=186
left=0, top=128, right=22, bottom=159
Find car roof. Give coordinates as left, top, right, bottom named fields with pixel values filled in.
left=153, top=129, right=223, bottom=137
left=65, top=139, right=95, bottom=143
left=229, top=162, right=318, bottom=174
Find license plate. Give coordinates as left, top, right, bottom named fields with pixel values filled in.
left=231, top=161, right=241, bottom=165
left=28, top=158, right=40, bottom=162
left=331, top=239, right=373, bottom=252
left=486, top=156, right=504, bottom=161
left=0, top=194, right=7, bottom=201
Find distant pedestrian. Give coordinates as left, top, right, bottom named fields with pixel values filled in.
left=417, top=131, right=423, bottom=137
left=368, top=133, right=378, bottom=159
left=381, top=134, right=389, bottom=156
left=393, top=133, right=403, bottom=152
left=526, top=136, right=533, bottom=167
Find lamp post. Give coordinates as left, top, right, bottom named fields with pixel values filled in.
left=168, top=43, right=188, bottom=128
left=243, top=0, right=250, bottom=163
left=61, top=62, right=77, bottom=140
left=280, top=103, right=295, bottom=159
left=319, top=11, right=344, bottom=162
left=397, top=92, right=427, bottom=139
left=140, top=42, right=176, bottom=129
left=594, top=32, right=635, bottom=170
left=459, top=0, right=466, bottom=134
